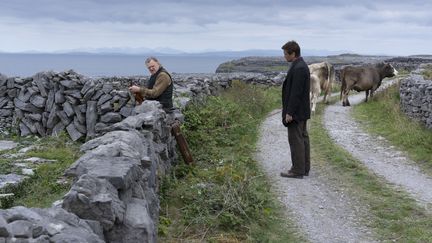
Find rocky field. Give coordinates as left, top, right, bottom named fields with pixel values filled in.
left=216, top=54, right=432, bottom=81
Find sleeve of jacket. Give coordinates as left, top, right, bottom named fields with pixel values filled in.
left=286, top=66, right=308, bottom=116
left=139, top=73, right=171, bottom=98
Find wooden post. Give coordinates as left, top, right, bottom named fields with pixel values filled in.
left=171, top=120, right=194, bottom=164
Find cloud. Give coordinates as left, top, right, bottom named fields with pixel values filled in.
left=0, top=0, right=431, bottom=55
left=3, top=0, right=430, bottom=25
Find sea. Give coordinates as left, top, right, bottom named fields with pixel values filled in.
left=0, top=53, right=237, bottom=77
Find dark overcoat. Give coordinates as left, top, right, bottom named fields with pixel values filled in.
left=282, top=57, right=311, bottom=126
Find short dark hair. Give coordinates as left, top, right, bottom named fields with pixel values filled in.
left=281, top=41, right=301, bottom=57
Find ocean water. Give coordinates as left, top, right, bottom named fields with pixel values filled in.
left=0, top=53, right=236, bottom=77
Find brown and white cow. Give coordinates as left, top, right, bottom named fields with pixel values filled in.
left=340, top=62, right=398, bottom=106
left=308, top=62, right=335, bottom=112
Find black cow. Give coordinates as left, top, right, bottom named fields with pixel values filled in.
left=340, top=63, right=398, bottom=106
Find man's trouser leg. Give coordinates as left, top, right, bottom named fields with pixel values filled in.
left=303, top=120, right=310, bottom=174
left=288, top=120, right=307, bottom=174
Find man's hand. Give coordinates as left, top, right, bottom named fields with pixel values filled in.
left=285, top=114, right=293, bottom=123
left=129, top=85, right=140, bottom=93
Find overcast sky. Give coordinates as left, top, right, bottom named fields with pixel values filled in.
left=1, top=0, right=431, bottom=56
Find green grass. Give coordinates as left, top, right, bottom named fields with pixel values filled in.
left=0, top=158, right=14, bottom=175
left=352, top=83, right=432, bottom=174
left=1, top=133, right=82, bottom=208
left=309, top=100, right=432, bottom=242
left=263, top=65, right=287, bottom=72
left=422, top=64, right=432, bottom=80
left=159, top=81, right=305, bottom=242
left=330, top=82, right=341, bottom=93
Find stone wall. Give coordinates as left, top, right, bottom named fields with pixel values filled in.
left=400, top=66, right=432, bottom=129
left=0, top=71, right=279, bottom=139
left=0, top=101, right=178, bottom=242
left=0, top=70, right=280, bottom=242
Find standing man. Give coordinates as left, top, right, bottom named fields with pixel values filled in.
left=280, top=41, right=311, bottom=179
left=129, top=56, right=173, bottom=111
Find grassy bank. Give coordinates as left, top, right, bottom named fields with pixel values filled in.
left=159, top=81, right=304, bottom=242
left=310, top=101, right=432, bottom=242
left=352, top=83, right=432, bottom=174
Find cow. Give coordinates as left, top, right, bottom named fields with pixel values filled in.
left=340, top=62, right=398, bottom=106
left=309, top=74, right=321, bottom=113
left=308, top=62, right=335, bottom=112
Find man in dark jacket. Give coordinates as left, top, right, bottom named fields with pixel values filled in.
left=280, top=41, right=311, bottom=179
left=129, top=56, right=173, bottom=111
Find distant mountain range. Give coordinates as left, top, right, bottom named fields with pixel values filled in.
left=2, top=47, right=430, bottom=58
left=0, top=47, right=350, bottom=57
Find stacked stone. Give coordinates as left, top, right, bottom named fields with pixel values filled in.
left=214, top=72, right=281, bottom=86
left=0, top=70, right=135, bottom=141
left=0, top=74, right=15, bottom=135
left=400, top=67, right=432, bottom=129
left=386, top=57, right=432, bottom=73
left=0, top=101, right=179, bottom=242
left=0, top=69, right=285, bottom=242
left=94, top=72, right=278, bottom=109
left=0, top=206, right=104, bottom=242
left=61, top=101, right=177, bottom=243
left=1, top=69, right=285, bottom=140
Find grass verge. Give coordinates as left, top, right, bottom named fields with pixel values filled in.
left=310, top=101, right=432, bottom=242
left=351, top=83, right=432, bottom=174
left=159, top=81, right=304, bottom=242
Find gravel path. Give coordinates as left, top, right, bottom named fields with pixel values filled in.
left=255, top=79, right=432, bottom=242
left=324, top=81, right=432, bottom=208
left=256, top=110, right=376, bottom=243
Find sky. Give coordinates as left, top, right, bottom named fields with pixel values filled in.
left=0, top=0, right=431, bottom=56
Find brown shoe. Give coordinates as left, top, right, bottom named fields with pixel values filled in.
left=280, top=171, right=303, bottom=179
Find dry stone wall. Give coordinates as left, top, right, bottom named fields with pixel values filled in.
left=0, top=70, right=280, bottom=242
left=0, top=101, right=178, bottom=242
left=0, top=71, right=279, bottom=139
left=400, top=66, right=432, bottom=129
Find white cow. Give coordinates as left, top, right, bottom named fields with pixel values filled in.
left=309, top=74, right=321, bottom=113
left=308, top=62, right=335, bottom=112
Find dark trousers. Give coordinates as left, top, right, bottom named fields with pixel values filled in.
left=287, top=120, right=310, bottom=175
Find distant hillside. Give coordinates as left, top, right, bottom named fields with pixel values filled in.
left=215, top=55, right=432, bottom=83
left=215, top=54, right=393, bottom=75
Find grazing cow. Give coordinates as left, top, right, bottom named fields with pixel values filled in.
left=340, top=62, right=398, bottom=106
left=308, top=62, right=335, bottom=112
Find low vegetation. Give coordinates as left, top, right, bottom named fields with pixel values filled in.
left=2, top=75, right=430, bottom=241
left=263, top=65, right=287, bottom=72
left=1, top=133, right=81, bottom=208
left=310, top=101, right=432, bottom=242
left=159, top=81, right=304, bottom=242
left=422, top=64, right=432, bottom=80
left=352, top=83, right=432, bottom=174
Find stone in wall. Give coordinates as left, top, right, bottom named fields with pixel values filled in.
left=62, top=174, right=125, bottom=231
left=400, top=66, right=432, bottom=129
left=0, top=206, right=104, bottom=242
